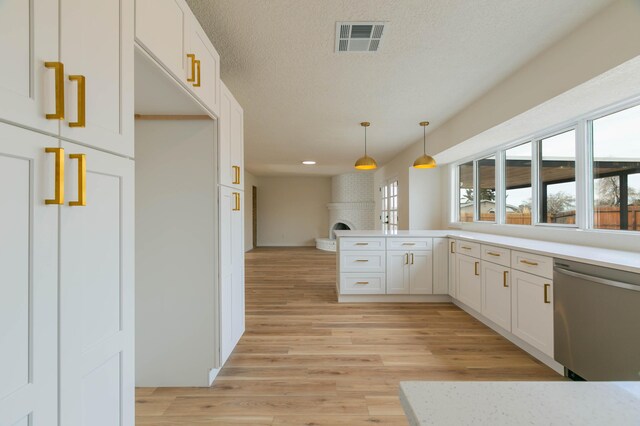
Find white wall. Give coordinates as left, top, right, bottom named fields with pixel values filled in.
left=256, top=176, right=331, bottom=246
left=243, top=171, right=258, bottom=251
left=135, top=120, right=218, bottom=386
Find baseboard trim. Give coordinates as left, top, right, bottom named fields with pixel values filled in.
left=338, top=294, right=452, bottom=303
left=208, top=367, right=221, bottom=386
left=452, top=299, right=564, bottom=375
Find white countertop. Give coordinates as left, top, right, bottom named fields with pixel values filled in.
left=399, top=381, right=640, bottom=426
left=334, top=230, right=640, bottom=274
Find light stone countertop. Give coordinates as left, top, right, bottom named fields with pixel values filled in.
left=399, top=381, right=640, bottom=426
left=334, top=230, right=640, bottom=274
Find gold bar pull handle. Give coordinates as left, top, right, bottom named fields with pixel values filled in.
left=450, top=241, right=455, bottom=254
left=186, top=54, right=196, bottom=83
left=193, top=59, right=201, bottom=87
left=520, top=259, right=539, bottom=266
left=232, top=165, right=241, bottom=184
left=410, top=253, right=414, bottom=265
left=503, top=270, right=509, bottom=288
left=45, top=62, right=64, bottom=120
left=68, top=154, right=86, bottom=206
left=544, top=284, right=551, bottom=304
left=45, top=147, right=64, bottom=204
left=68, top=75, right=86, bottom=128
left=355, top=281, right=369, bottom=285
left=405, top=253, right=409, bottom=265
left=232, top=192, right=240, bottom=211
left=474, top=261, right=480, bottom=276
left=487, top=251, right=501, bottom=257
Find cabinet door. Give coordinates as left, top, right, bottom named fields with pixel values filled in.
left=187, top=21, right=221, bottom=116
left=0, top=0, right=58, bottom=134
left=481, top=262, right=511, bottom=331
left=386, top=252, right=409, bottom=294
left=219, top=186, right=234, bottom=364
left=511, top=270, right=554, bottom=357
left=448, top=239, right=456, bottom=297
left=231, top=190, right=245, bottom=350
left=456, top=253, right=481, bottom=311
left=432, top=238, right=448, bottom=294
left=409, top=251, right=433, bottom=295
left=135, top=0, right=187, bottom=79
left=218, top=82, right=244, bottom=189
left=0, top=123, right=57, bottom=426
left=60, top=0, right=134, bottom=157
left=59, top=142, right=134, bottom=426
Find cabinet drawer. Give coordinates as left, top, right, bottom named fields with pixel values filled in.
left=340, top=273, right=386, bottom=294
left=481, top=244, right=511, bottom=267
left=340, top=251, right=385, bottom=273
left=387, top=238, right=432, bottom=251
left=511, top=251, right=553, bottom=279
left=455, top=240, right=481, bottom=258
left=340, top=238, right=385, bottom=251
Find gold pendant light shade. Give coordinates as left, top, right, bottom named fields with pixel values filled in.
left=413, top=121, right=437, bottom=169
left=354, top=121, right=377, bottom=170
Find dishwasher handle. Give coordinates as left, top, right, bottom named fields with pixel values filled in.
left=555, top=267, right=640, bottom=292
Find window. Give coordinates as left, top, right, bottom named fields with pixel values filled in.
left=458, top=162, right=474, bottom=222
left=381, top=179, right=398, bottom=231
left=592, top=104, right=640, bottom=231
left=539, top=130, right=576, bottom=225
left=505, top=142, right=532, bottom=225
left=477, top=156, right=496, bottom=222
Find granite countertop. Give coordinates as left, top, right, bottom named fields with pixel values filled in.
left=333, top=229, right=640, bottom=274
left=399, top=381, right=640, bottom=426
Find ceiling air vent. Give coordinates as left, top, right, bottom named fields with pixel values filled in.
left=336, top=22, right=386, bottom=53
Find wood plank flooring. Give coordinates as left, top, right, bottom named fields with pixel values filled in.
left=136, top=247, right=562, bottom=425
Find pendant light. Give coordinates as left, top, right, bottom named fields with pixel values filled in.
left=354, top=121, right=378, bottom=170
left=413, top=121, right=437, bottom=169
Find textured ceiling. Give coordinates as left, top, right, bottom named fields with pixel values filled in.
left=186, top=0, right=612, bottom=176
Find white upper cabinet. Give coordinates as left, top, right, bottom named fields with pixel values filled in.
left=60, top=0, right=134, bottom=157
left=219, top=82, right=244, bottom=189
left=135, top=0, right=221, bottom=117
left=0, top=0, right=59, bottom=134
left=135, top=0, right=187, bottom=79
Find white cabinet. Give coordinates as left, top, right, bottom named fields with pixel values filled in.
left=340, top=274, right=386, bottom=294
left=456, top=253, right=482, bottom=312
left=0, top=0, right=59, bottom=134
left=59, top=142, right=134, bottom=426
left=219, top=82, right=244, bottom=189
left=511, top=270, right=554, bottom=357
left=433, top=238, right=449, bottom=294
left=0, top=123, right=58, bottom=426
left=448, top=239, right=457, bottom=297
left=219, top=187, right=245, bottom=365
left=60, top=0, right=134, bottom=157
left=481, top=261, right=511, bottom=331
left=135, top=0, right=221, bottom=117
left=386, top=251, right=433, bottom=295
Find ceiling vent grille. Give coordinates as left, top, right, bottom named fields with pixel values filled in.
left=335, top=22, right=386, bottom=53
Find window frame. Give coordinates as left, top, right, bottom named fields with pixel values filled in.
left=381, top=178, right=399, bottom=232
left=449, top=95, right=640, bottom=234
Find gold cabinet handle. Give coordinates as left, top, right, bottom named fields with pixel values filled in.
left=232, top=165, right=241, bottom=184
left=503, top=270, right=509, bottom=288
left=402, top=242, right=416, bottom=246
left=193, top=59, right=201, bottom=87
left=45, top=147, right=64, bottom=204
left=520, top=259, right=539, bottom=266
left=232, top=192, right=240, bottom=211
left=355, top=259, right=369, bottom=263
left=68, top=75, right=86, bottom=128
left=461, top=246, right=472, bottom=250
left=450, top=241, right=455, bottom=254
left=487, top=251, right=501, bottom=257
left=355, top=281, right=369, bottom=285
left=45, top=62, right=64, bottom=120
left=355, top=242, right=369, bottom=246
left=544, top=284, right=551, bottom=304
left=68, top=154, right=86, bottom=206
left=187, top=54, right=196, bottom=83
left=410, top=253, right=415, bottom=265
left=404, top=253, right=409, bottom=265
left=474, top=261, right=480, bottom=276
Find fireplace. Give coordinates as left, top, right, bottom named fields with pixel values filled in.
left=330, top=221, right=352, bottom=240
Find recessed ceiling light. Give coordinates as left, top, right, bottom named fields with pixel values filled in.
left=302, top=160, right=316, bottom=165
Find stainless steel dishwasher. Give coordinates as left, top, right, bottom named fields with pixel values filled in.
left=554, top=259, right=640, bottom=381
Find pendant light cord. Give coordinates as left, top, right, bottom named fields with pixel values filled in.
left=423, top=125, right=426, bottom=155
left=364, top=125, right=368, bottom=156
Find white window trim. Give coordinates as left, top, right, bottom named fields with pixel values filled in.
left=448, top=94, right=640, bottom=233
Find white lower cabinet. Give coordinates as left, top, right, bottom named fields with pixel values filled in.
left=0, top=124, right=134, bottom=426
left=386, top=251, right=410, bottom=294
left=386, top=251, right=433, bottom=294
left=448, top=239, right=456, bottom=298
left=511, top=270, right=554, bottom=357
left=481, top=261, right=511, bottom=331
left=341, top=274, right=386, bottom=294
left=456, top=253, right=482, bottom=312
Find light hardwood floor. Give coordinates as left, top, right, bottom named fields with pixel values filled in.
left=136, top=247, right=562, bottom=425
